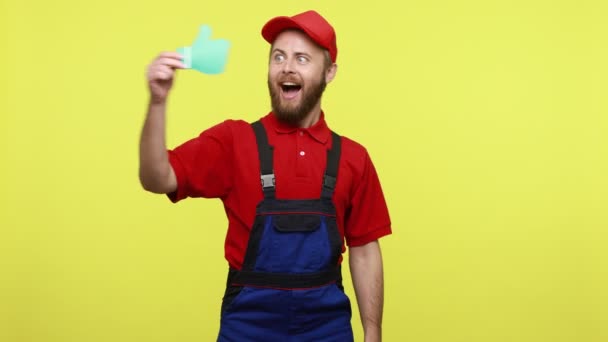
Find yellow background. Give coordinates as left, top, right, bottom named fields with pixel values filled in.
left=1, top=0, right=607, bottom=341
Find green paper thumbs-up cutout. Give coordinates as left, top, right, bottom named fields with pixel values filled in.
left=177, top=25, right=230, bottom=75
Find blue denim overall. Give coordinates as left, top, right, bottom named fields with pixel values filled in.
left=217, top=121, right=353, bottom=341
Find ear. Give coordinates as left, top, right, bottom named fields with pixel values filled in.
left=325, top=63, right=338, bottom=83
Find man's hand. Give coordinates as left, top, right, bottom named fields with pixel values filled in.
left=146, top=52, right=185, bottom=104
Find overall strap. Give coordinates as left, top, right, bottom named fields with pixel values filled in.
left=251, top=121, right=276, bottom=199
left=321, top=132, right=341, bottom=199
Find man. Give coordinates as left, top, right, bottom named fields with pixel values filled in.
left=139, top=10, right=391, bottom=342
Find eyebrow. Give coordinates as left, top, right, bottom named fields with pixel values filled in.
left=271, top=48, right=312, bottom=58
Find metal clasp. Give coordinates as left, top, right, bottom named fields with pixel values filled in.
left=261, top=174, right=275, bottom=188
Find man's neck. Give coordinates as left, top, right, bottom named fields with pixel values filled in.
left=297, top=105, right=322, bottom=128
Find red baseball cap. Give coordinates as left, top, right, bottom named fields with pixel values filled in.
left=261, top=10, right=338, bottom=63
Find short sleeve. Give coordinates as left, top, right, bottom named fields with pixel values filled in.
left=167, top=120, right=235, bottom=202
left=344, top=151, right=392, bottom=247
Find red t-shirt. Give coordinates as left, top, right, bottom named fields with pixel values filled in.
left=168, top=112, right=391, bottom=269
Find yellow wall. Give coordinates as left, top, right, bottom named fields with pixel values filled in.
left=1, top=0, right=607, bottom=341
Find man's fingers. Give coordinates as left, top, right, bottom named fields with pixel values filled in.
left=157, top=57, right=186, bottom=69
left=149, top=52, right=187, bottom=70
left=148, top=65, right=175, bottom=81
left=158, top=51, right=183, bottom=60
left=155, top=71, right=172, bottom=81
left=149, top=58, right=184, bottom=75
left=157, top=52, right=186, bottom=67
left=150, top=56, right=186, bottom=70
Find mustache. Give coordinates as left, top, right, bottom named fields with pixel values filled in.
left=276, top=75, right=302, bottom=84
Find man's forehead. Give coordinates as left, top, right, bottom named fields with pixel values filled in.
left=272, top=29, right=324, bottom=53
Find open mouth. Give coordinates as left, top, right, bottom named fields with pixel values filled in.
left=280, top=82, right=302, bottom=100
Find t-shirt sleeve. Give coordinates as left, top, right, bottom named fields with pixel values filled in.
left=344, top=151, right=392, bottom=247
left=166, top=120, right=235, bottom=202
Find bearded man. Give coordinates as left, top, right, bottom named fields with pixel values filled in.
left=139, top=10, right=392, bottom=342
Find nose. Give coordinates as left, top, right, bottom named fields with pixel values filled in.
left=281, top=57, right=296, bottom=74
